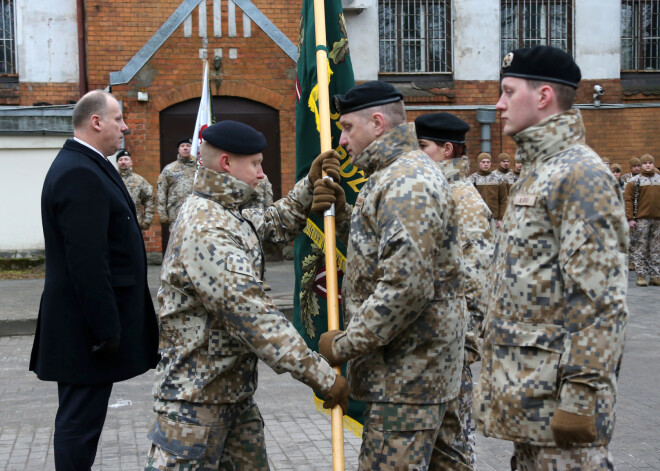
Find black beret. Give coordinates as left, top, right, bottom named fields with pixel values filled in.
left=177, top=138, right=192, bottom=146
left=201, top=120, right=267, bottom=155
left=116, top=149, right=131, bottom=159
left=332, top=81, right=403, bottom=115
left=414, top=113, right=470, bottom=144
left=501, top=46, right=581, bottom=89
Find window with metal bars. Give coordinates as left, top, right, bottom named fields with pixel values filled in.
left=0, top=0, right=15, bottom=76
left=378, top=0, right=452, bottom=74
left=622, top=0, right=660, bottom=71
left=500, top=0, right=573, bottom=62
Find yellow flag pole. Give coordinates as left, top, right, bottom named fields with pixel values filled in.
left=313, top=0, right=344, bottom=469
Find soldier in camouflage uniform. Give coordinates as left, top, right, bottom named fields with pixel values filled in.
left=511, top=156, right=522, bottom=184
left=622, top=157, right=642, bottom=269
left=495, top=152, right=515, bottom=184
left=468, top=153, right=507, bottom=229
left=624, top=153, right=660, bottom=286
left=415, top=112, right=494, bottom=471
left=145, top=121, right=348, bottom=471
left=475, top=46, right=628, bottom=470
left=156, top=138, right=196, bottom=226
left=315, top=81, right=466, bottom=471
left=116, top=149, right=155, bottom=230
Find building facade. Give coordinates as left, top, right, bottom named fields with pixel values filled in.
left=1, top=0, right=659, bottom=256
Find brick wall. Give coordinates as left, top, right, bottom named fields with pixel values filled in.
left=14, top=1, right=660, bottom=253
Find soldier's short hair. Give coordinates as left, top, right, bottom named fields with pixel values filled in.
left=526, top=80, right=577, bottom=111
left=72, top=90, right=112, bottom=130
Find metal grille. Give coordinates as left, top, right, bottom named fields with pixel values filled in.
left=500, top=0, right=573, bottom=61
left=0, top=0, right=14, bottom=75
left=622, top=0, right=660, bottom=71
left=379, top=0, right=452, bottom=74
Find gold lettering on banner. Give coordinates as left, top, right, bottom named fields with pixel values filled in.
left=303, top=219, right=346, bottom=271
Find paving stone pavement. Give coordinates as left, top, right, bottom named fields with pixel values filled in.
left=0, top=262, right=659, bottom=470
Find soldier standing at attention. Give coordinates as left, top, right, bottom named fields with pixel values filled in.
left=622, top=157, right=642, bottom=269
left=315, top=81, right=466, bottom=471
left=145, top=120, right=348, bottom=470
left=469, top=152, right=507, bottom=229
left=116, top=149, right=155, bottom=230
left=415, top=112, right=494, bottom=471
left=156, top=138, right=196, bottom=226
left=495, top=152, right=514, bottom=184
left=475, top=46, right=628, bottom=470
left=624, top=153, right=660, bottom=286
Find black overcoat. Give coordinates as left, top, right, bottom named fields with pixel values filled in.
left=30, top=139, right=160, bottom=384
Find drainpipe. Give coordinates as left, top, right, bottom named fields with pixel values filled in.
left=476, top=108, right=497, bottom=153
left=77, top=0, right=88, bottom=97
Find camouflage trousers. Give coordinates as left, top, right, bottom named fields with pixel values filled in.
left=631, top=219, right=660, bottom=278
left=358, top=402, right=447, bottom=471
left=511, top=443, right=613, bottom=471
left=144, top=398, right=268, bottom=471
left=429, top=364, right=476, bottom=471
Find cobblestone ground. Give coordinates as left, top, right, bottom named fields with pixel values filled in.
left=0, top=269, right=658, bottom=470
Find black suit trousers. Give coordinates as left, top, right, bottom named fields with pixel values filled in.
left=54, top=382, right=113, bottom=471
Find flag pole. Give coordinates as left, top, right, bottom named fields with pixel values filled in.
left=313, top=0, right=344, bottom=469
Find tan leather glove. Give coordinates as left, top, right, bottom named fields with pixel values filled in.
left=551, top=409, right=597, bottom=449
left=311, top=179, right=347, bottom=218
left=309, top=150, right=341, bottom=186
left=318, top=329, right=343, bottom=367
left=322, top=375, right=350, bottom=414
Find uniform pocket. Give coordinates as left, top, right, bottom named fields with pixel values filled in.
left=147, top=414, right=209, bottom=460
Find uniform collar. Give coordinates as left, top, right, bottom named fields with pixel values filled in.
left=192, top=166, right=257, bottom=209
left=352, top=122, right=419, bottom=177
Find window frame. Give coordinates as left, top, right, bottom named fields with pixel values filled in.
left=0, top=0, right=16, bottom=77
left=621, top=0, right=660, bottom=72
left=378, top=0, right=453, bottom=77
left=500, top=0, right=574, bottom=62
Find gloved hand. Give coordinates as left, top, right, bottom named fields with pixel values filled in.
left=91, top=335, right=121, bottom=362
left=319, top=329, right=344, bottom=367
left=140, top=221, right=150, bottom=231
left=308, top=150, right=341, bottom=186
left=323, top=375, right=350, bottom=414
left=550, top=409, right=596, bottom=448
left=311, top=179, right=347, bottom=218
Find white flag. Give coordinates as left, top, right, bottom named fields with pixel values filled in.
left=191, top=61, right=212, bottom=167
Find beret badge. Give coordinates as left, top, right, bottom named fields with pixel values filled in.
left=502, top=52, right=514, bottom=69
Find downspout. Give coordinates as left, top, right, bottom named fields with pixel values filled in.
left=77, top=0, right=88, bottom=97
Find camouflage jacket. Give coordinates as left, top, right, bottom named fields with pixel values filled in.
left=437, top=156, right=493, bottom=364
left=624, top=172, right=660, bottom=220
left=468, top=170, right=507, bottom=219
left=244, top=174, right=274, bottom=211
left=119, top=168, right=154, bottom=228
left=153, top=167, right=336, bottom=404
left=620, top=172, right=637, bottom=186
left=474, top=109, right=628, bottom=447
left=330, top=122, right=467, bottom=404
left=156, top=156, right=196, bottom=224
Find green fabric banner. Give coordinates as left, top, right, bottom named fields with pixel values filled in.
left=293, top=0, right=367, bottom=431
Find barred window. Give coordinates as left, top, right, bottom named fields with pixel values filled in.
left=378, top=0, right=452, bottom=74
left=500, top=0, right=573, bottom=61
left=622, top=0, right=660, bottom=71
left=0, top=0, right=15, bottom=75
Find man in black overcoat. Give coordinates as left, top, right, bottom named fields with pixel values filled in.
left=30, top=90, right=160, bottom=470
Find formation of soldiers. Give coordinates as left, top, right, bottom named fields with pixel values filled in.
left=106, top=45, right=648, bottom=471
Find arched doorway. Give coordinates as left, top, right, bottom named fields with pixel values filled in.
left=159, top=96, right=281, bottom=253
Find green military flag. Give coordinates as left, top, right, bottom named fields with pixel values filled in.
left=293, top=0, right=367, bottom=434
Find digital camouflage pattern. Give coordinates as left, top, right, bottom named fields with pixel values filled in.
left=468, top=171, right=507, bottom=220
left=145, top=398, right=268, bottom=470
left=156, top=156, right=196, bottom=224
left=328, top=122, right=467, bottom=405
left=358, top=402, right=448, bottom=471
left=430, top=156, right=494, bottom=471
left=152, top=166, right=336, bottom=407
left=624, top=172, right=660, bottom=280
left=475, top=109, right=629, bottom=447
left=119, top=168, right=154, bottom=229
left=512, top=443, right=613, bottom=470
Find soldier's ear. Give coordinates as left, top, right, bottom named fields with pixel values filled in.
left=219, top=153, right=232, bottom=173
